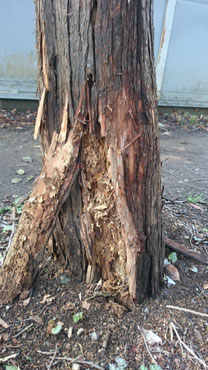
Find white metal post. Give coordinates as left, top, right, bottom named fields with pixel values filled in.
left=156, top=0, right=177, bottom=98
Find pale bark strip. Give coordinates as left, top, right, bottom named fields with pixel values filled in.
left=109, top=148, right=142, bottom=300
left=34, top=87, right=47, bottom=140
left=0, top=112, right=84, bottom=304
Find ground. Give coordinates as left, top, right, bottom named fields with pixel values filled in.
left=0, top=109, right=207, bottom=370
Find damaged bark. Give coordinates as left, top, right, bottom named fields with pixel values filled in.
left=0, top=91, right=85, bottom=302
left=0, top=0, right=164, bottom=304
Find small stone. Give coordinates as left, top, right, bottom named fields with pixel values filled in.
left=77, top=328, right=84, bottom=336
left=89, top=331, right=99, bottom=341
left=144, top=307, right=149, bottom=314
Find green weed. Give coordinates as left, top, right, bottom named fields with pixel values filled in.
left=187, top=193, right=204, bottom=204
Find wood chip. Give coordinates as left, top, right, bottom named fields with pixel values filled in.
left=0, top=317, right=9, bottom=328
left=30, top=315, right=44, bottom=325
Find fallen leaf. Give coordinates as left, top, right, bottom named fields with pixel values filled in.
left=62, top=302, right=76, bottom=311
left=166, top=276, right=176, bottom=285
left=46, top=320, right=55, bottom=335
left=89, top=331, right=99, bottom=341
left=73, top=312, right=83, bottom=323
left=189, top=266, right=198, bottom=273
left=11, top=178, right=22, bottom=184
left=23, top=155, right=32, bottom=163
left=168, top=252, right=177, bottom=264
left=82, top=300, right=91, bottom=310
left=141, top=329, right=162, bottom=346
left=165, top=264, right=180, bottom=281
left=16, top=168, right=25, bottom=175
left=47, top=296, right=55, bottom=303
left=51, top=322, right=63, bottom=335
left=115, top=357, right=127, bottom=368
left=40, top=294, right=55, bottom=304
left=106, top=301, right=126, bottom=318
left=22, top=297, right=31, bottom=306
left=2, top=333, right=9, bottom=342
left=26, top=175, right=34, bottom=183
left=0, top=317, right=9, bottom=328
left=203, top=283, right=208, bottom=290
left=194, top=328, right=203, bottom=343
left=30, top=315, right=43, bottom=325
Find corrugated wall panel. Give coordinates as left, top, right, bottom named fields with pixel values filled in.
left=0, top=0, right=37, bottom=99
left=159, top=0, right=208, bottom=107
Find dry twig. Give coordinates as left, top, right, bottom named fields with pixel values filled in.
left=37, top=350, right=104, bottom=369
left=167, top=305, right=208, bottom=318
left=13, top=323, right=33, bottom=338
left=170, top=322, right=207, bottom=368
left=137, top=325, right=158, bottom=366
left=47, top=343, right=58, bottom=370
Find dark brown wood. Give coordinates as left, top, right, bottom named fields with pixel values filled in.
left=0, top=0, right=164, bottom=304
left=165, top=237, right=208, bottom=265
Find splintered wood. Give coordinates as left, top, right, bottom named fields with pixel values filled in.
left=0, top=91, right=83, bottom=303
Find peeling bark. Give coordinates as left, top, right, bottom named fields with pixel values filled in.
left=0, top=0, right=164, bottom=304
left=0, top=91, right=84, bottom=303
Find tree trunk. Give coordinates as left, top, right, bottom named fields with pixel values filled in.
left=0, top=0, right=164, bottom=304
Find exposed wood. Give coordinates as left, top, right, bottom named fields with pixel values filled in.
left=34, top=86, right=46, bottom=140
left=0, top=1, right=164, bottom=304
left=0, top=90, right=85, bottom=303
left=165, top=237, right=208, bottom=265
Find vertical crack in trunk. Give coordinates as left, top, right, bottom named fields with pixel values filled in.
left=90, top=0, right=97, bottom=82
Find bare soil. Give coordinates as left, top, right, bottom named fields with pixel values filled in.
left=0, top=109, right=207, bottom=369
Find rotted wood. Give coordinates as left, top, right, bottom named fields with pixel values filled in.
left=0, top=0, right=164, bottom=304
left=0, top=89, right=85, bottom=303
left=33, top=0, right=164, bottom=304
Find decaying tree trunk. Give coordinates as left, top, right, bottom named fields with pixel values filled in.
left=0, top=0, right=164, bottom=304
